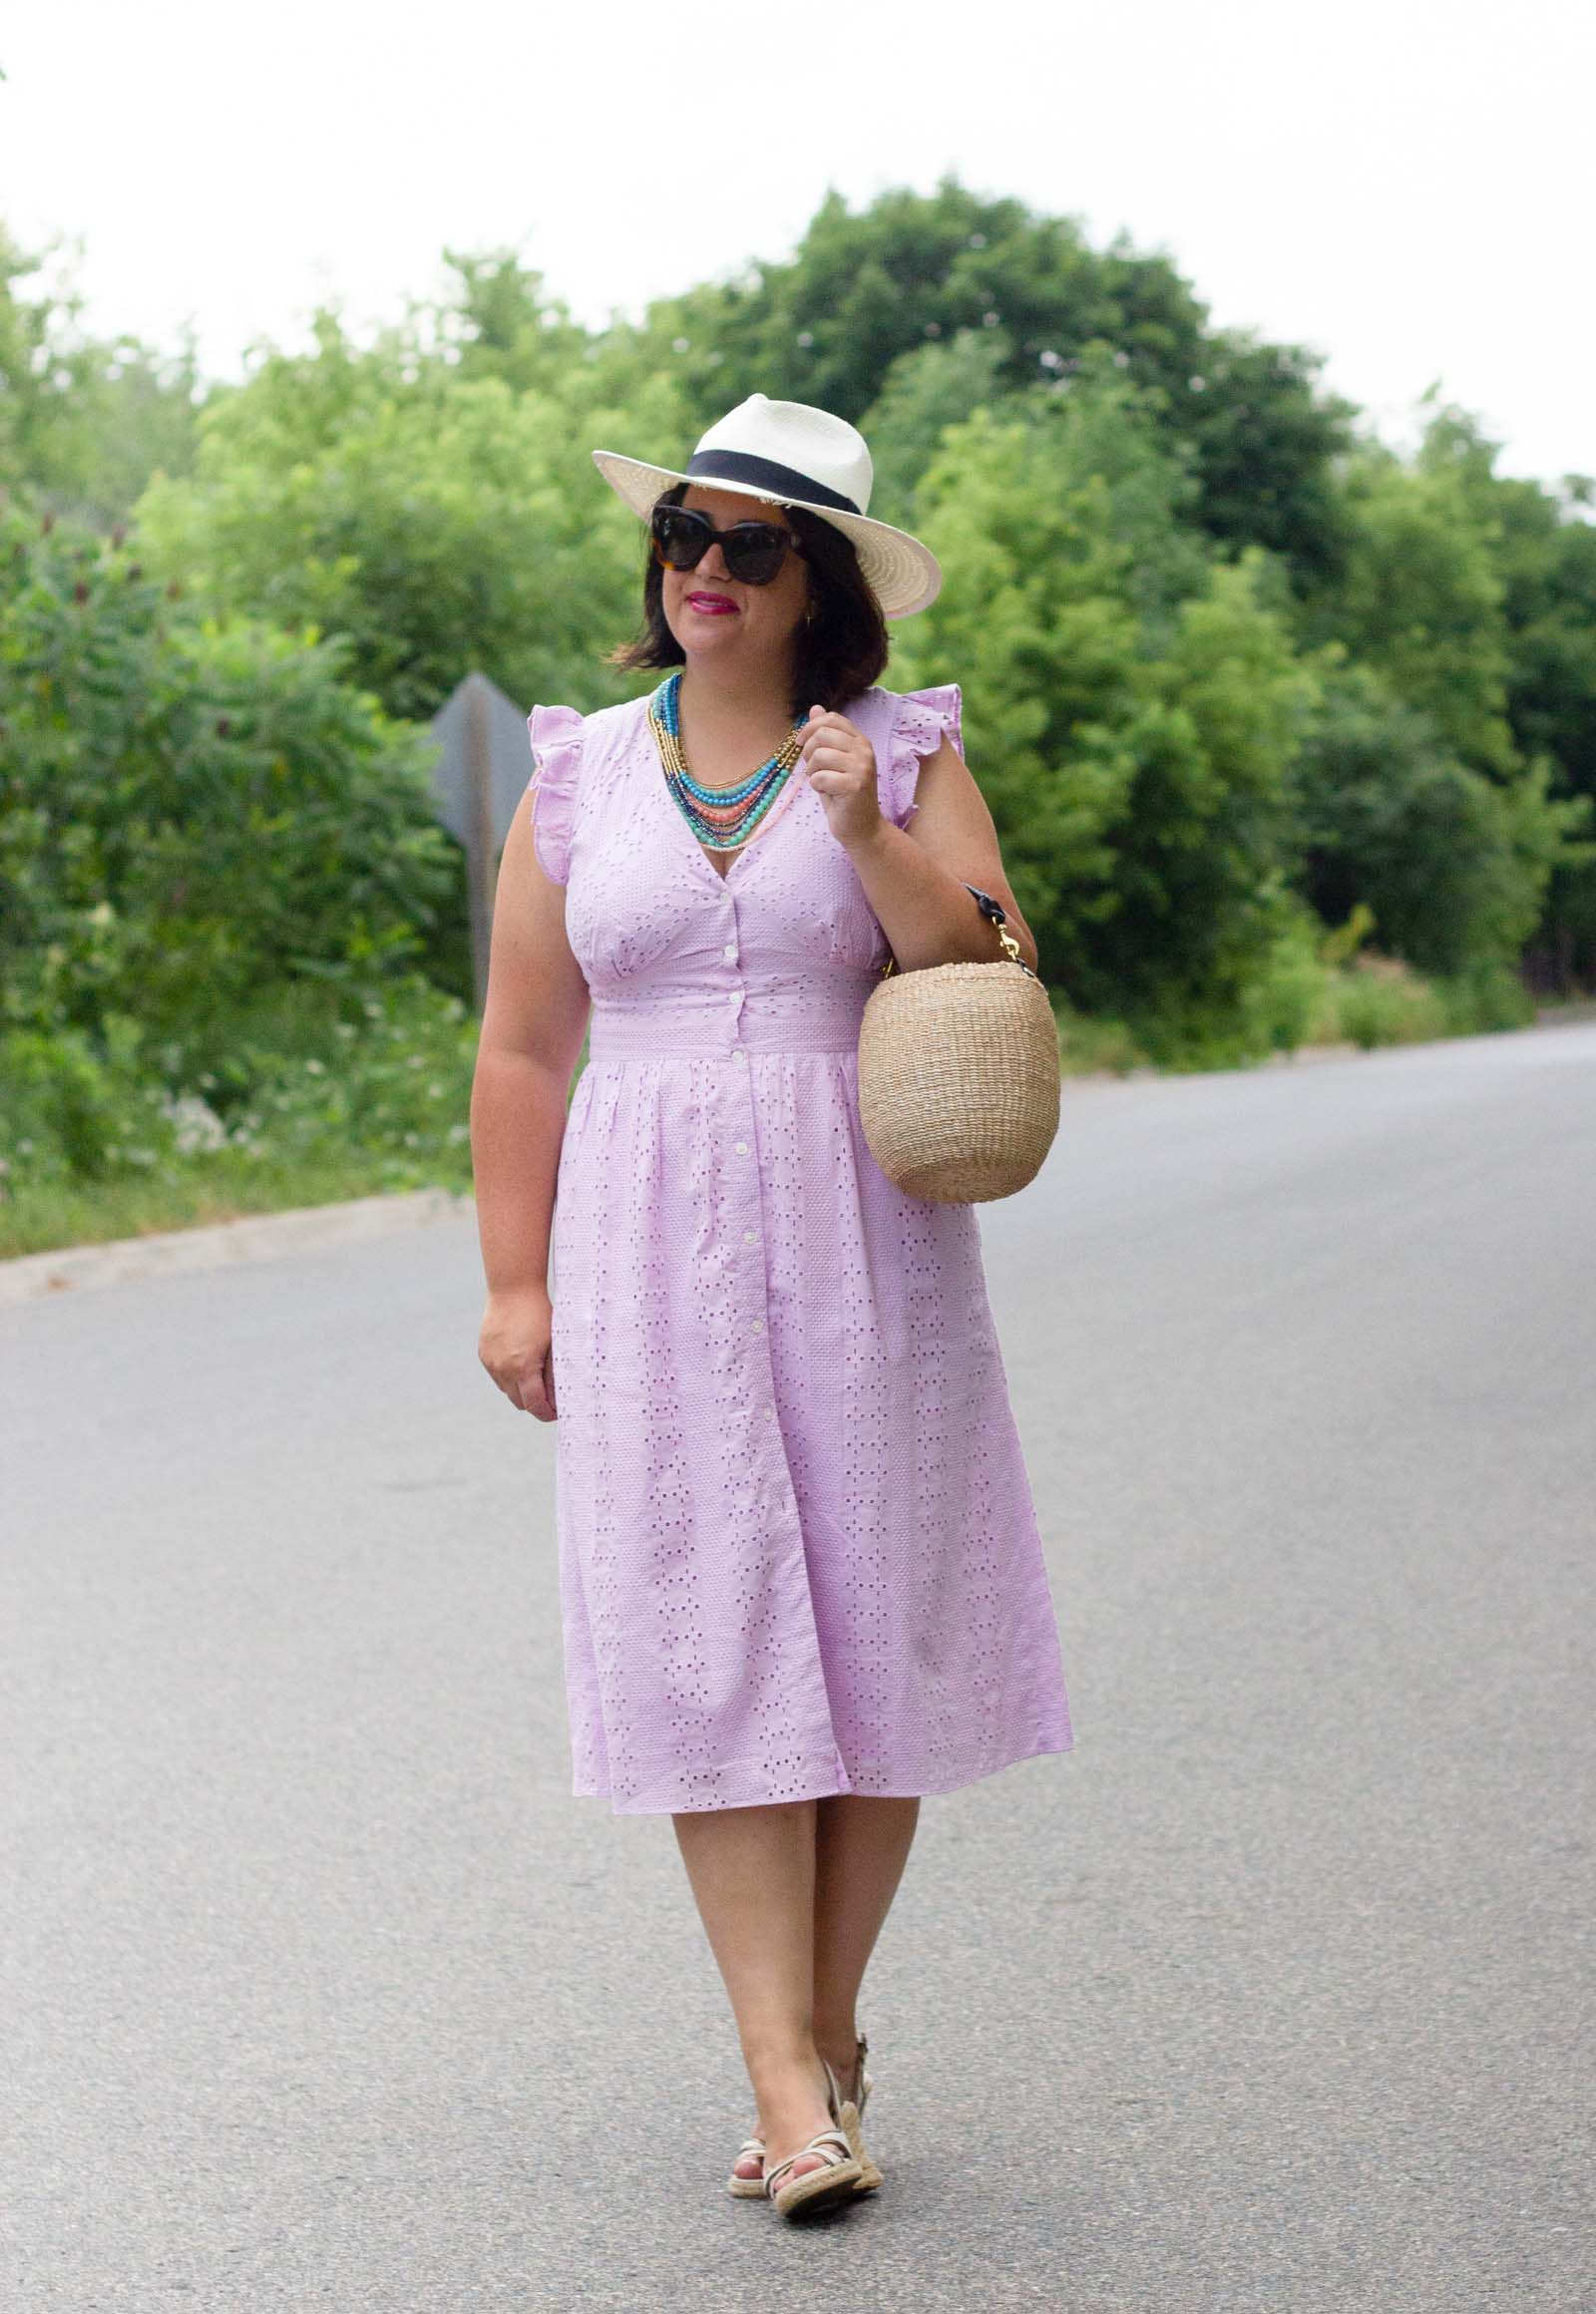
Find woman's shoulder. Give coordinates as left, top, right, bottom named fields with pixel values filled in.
left=527, top=690, right=654, bottom=785
left=861, top=681, right=965, bottom=766
left=853, top=681, right=966, bottom=832
left=526, top=696, right=641, bottom=883
left=854, top=680, right=964, bottom=751
left=529, top=690, right=651, bottom=744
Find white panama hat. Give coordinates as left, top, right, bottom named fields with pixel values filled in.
left=592, top=392, right=944, bottom=620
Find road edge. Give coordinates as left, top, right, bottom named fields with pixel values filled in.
left=4, top=1008, right=1585, bottom=1309
left=0, top=1186, right=477, bottom=1309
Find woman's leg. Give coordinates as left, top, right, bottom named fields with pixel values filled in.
left=672, top=1799, right=840, bottom=2187
left=812, top=1795, right=921, bottom=2099
left=674, top=1792, right=924, bottom=2185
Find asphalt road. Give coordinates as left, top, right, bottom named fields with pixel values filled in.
left=3, top=1023, right=1592, bottom=2312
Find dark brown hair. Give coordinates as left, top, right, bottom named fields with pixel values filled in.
left=605, top=482, right=890, bottom=717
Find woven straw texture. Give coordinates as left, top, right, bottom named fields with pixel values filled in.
left=859, top=962, right=1061, bottom=1203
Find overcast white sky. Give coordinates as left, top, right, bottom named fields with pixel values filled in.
left=4, top=0, right=1591, bottom=487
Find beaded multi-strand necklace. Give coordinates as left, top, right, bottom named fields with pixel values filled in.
left=648, top=670, right=805, bottom=855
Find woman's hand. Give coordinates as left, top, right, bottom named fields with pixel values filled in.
left=479, top=1284, right=558, bottom=1421
left=798, top=703, right=885, bottom=856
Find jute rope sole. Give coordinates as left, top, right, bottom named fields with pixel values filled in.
left=764, top=2126, right=864, bottom=2217
left=728, top=2096, right=884, bottom=2198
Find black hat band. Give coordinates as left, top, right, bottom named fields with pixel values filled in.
left=684, top=449, right=862, bottom=517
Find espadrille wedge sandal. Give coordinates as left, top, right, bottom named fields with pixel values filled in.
left=765, top=2123, right=861, bottom=2217
left=726, top=2037, right=883, bottom=2198
left=849, top=2033, right=883, bottom=2190
left=727, top=2129, right=768, bottom=2196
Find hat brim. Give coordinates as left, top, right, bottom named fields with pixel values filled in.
left=591, top=449, right=943, bottom=620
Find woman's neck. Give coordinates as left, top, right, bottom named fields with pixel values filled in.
left=676, top=655, right=795, bottom=734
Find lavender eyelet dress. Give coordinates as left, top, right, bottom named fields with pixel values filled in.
left=526, top=680, right=1074, bottom=1815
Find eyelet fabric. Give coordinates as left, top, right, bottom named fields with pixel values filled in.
left=523, top=683, right=1074, bottom=1813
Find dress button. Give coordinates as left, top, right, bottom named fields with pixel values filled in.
left=727, top=990, right=740, bottom=1006
left=735, top=1139, right=748, bottom=1154
left=763, top=1407, right=775, bottom=1421
left=723, top=944, right=737, bottom=962
left=743, top=1229, right=757, bottom=1244
left=753, top=1319, right=765, bottom=1334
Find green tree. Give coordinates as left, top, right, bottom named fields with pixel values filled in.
left=1306, top=433, right=1518, bottom=776
left=888, top=382, right=1317, bottom=1042
left=1403, top=398, right=1596, bottom=985
left=130, top=290, right=693, bottom=723
left=0, top=502, right=462, bottom=1066
left=855, top=329, right=1016, bottom=532
left=646, top=176, right=1357, bottom=583
left=1285, top=660, right=1593, bottom=975
left=0, top=221, right=201, bottom=524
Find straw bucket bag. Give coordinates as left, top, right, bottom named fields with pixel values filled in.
left=858, top=885, right=1061, bottom=1203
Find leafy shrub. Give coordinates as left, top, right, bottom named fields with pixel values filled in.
left=213, top=974, right=478, bottom=1181
left=0, top=1015, right=181, bottom=1187
left=0, top=502, right=465, bottom=1052
left=1333, top=957, right=1452, bottom=1049
left=0, top=975, right=478, bottom=1202
left=1286, top=662, right=1592, bottom=977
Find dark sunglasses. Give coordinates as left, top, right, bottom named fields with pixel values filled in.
left=650, top=504, right=805, bottom=586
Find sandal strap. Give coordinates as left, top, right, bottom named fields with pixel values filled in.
left=764, top=2127, right=854, bottom=2194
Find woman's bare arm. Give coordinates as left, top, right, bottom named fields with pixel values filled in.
left=469, top=799, right=591, bottom=1418
left=845, top=735, right=1040, bottom=975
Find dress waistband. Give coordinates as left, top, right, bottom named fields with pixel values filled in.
left=586, top=984, right=870, bottom=1059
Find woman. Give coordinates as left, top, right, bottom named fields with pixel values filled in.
left=471, top=393, right=1074, bottom=2220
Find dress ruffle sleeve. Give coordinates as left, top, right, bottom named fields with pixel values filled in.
left=887, top=683, right=965, bottom=829
left=526, top=703, right=586, bottom=886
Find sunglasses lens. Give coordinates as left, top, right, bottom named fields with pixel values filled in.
left=653, top=509, right=709, bottom=569
left=722, top=526, right=789, bottom=583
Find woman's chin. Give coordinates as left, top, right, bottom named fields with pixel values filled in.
left=672, top=616, right=746, bottom=653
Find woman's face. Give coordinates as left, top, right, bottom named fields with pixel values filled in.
left=660, top=485, right=812, bottom=669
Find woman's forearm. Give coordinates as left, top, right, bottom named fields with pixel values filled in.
left=469, top=1045, right=575, bottom=1295
left=843, top=820, right=1038, bottom=974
